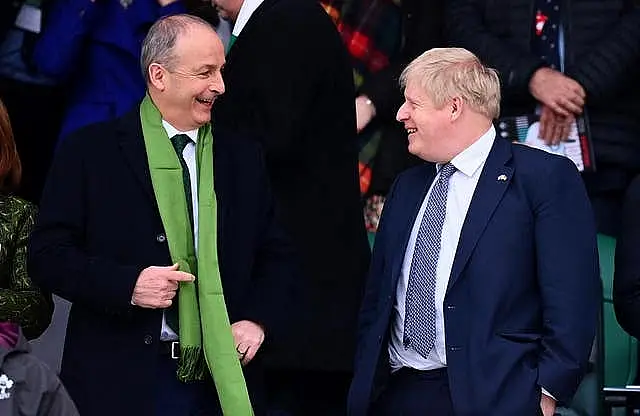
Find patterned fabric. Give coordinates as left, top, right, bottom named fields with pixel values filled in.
left=321, top=0, right=402, bottom=195
left=403, top=163, right=456, bottom=358
left=532, top=0, right=562, bottom=70
left=0, top=195, right=53, bottom=339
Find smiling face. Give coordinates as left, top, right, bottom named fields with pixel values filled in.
left=148, top=24, right=225, bottom=130
left=396, top=80, right=457, bottom=163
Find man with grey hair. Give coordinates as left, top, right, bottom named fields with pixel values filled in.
left=29, top=13, right=295, bottom=416
left=348, top=47, right=600, bottom=415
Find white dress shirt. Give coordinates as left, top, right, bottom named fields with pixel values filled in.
left=232, top=0, right=264, bottom=37
left=389, top=126, right=496, bottom=371
left=159, top=121, right=199, bottom=341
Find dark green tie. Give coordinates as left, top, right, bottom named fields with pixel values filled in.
left=226, top=34, right=237, bottom=55
left=166, top=133, right=194, bottom=333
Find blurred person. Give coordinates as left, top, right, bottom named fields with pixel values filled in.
left=322, top=0, right=445, bottom=234
left=614, top=175, right=640, bottom=339
left=353, top=0, right=445, bottom=201
left=32, top=0, right=188, bottom=141
left=447, top=0, right=640, bottom=236
left=0, top=98, right=53, bottom=340
left=28, top=15, right=296, bottom=416
left=0, top=322, right=79, bottom=415
left=348, top=48, right=600, bottom=416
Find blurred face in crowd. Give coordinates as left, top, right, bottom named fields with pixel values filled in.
left=148, top=24, right=225, bottom=131
left=211, top=0, right=244, bottom=22
left=396, top=80, right=461, bottom=164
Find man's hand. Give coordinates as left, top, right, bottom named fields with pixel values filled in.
left=539, top=104, right=574, bottom=145
left=131, top=264, right=194, bottom=308
left=540, top=392, right=556, bottom=416
left=157, top=0, right=180, bottom=6
left=232, top=320, right=265, bottom=366
left=529, top=67, right=585, bottom=117
left=355, top=95, right=376, bottom=133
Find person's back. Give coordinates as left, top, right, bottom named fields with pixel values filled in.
left=211, top=0, right=371, bottom=413
left=0, top=323, right=78, bottom=416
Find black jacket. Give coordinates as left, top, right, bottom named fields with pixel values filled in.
left=213, top=0, right=371, bottom=371
left=28, top=108, right=297, bottom=416
left=0, top=328, right=78, bottom=416
left=447, top=0, right=640, bottom=177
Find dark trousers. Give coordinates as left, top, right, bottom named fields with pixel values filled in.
left=154, top=354, right=222, bottom=416
left=372, top=367, right=454, bottom=416
left=265, top=370, right=352, bottom=416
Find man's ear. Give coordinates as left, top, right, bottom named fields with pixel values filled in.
left=450, top=97, right=463, bottom=121
left=148, top=63, right=167, bottom=91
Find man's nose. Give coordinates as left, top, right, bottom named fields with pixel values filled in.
left=396, top=102, right=408, bottom=122
left=211, top=74, right=225, bottom=95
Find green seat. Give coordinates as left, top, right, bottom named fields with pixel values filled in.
left=599, top=234, right=638, bottom=388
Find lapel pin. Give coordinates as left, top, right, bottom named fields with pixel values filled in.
left=497, top=174, right=508, bottom=182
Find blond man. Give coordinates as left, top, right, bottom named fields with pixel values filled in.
left=347, top=48, right=599, bottom=416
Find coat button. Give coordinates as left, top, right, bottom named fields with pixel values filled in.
left=446, top=305, right=456, bottom=310
left=156, top=233, right=166, bottom=243
left=144, top=335, right=153, bottom=345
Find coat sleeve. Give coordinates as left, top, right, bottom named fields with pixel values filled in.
left=39, top=380, right=80, bottom=416
left=238, top=142, right=299, bottom=340
left=0, top=202, right=53, bottom=339
left=533, top=156, right=600, bottom=402
left=445, top=0, right=545, bottom=100
left=568, top=7, right=640, bottom=106
left=28, top=130, right=142, bottom=314
left=613, top=176, right=640, bottom=339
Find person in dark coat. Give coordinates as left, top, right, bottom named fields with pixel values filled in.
left=28, top=15, right=296, bottom=416
left=211, top=0, right=371, bottom=413
left=446, top=0, right=640, bottom=237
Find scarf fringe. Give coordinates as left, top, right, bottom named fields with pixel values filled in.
left=177, top=346, right=207, bottom=382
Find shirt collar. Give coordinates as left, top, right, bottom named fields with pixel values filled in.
left=441, top=124, right=496, bottom=177
left=161, top=120, right=199, bottom=144
left=232, top=0, right=264, bottom=37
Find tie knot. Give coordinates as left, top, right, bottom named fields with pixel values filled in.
left=171, top=134, right=192, bottom=155
left=439, top=163, right=456, bottom=182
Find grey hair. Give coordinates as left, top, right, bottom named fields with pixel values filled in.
left=140, top=14, right=214, bottom=84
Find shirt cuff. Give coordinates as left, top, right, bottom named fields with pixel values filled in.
left=541, top=387, right=556, bottom=401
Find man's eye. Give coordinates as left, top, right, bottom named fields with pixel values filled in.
left=198, top=72, right=210, bottom=78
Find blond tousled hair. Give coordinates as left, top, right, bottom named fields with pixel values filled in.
left=400, top=47, right=501, bottom=120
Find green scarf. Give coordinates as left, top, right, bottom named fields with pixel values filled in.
left=140, top=95, right=253, bottom=415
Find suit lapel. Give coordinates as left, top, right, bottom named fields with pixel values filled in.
left=117, top=108, right=156, bottom=205
left=390, top=164, right=437, bottom=288
left=447, top=138, right=514, bottom=293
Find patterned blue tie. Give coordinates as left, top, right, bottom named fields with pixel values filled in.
left=403, top=162, right=457, bottom=358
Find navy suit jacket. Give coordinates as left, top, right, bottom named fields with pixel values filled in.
left=348, top=137, right=600, bottom=415
left=28, top=107, right=296, bottom=416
